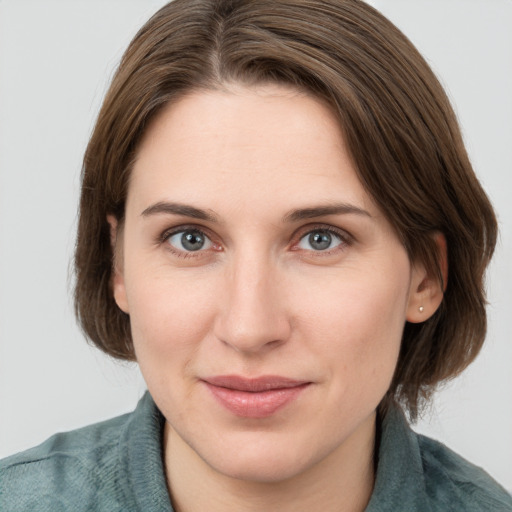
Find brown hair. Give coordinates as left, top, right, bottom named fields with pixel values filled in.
left=75, top=0, right=497, bottom=419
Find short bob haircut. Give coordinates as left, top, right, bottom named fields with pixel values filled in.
left=75, top=0, right=497, bottom=419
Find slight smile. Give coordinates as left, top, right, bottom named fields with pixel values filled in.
left=202, top=375, right=312, bottom=419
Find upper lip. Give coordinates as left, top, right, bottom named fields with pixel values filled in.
left=202, top=375, right=310, bottom=392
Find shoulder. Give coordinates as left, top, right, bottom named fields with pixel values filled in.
left=417, top=432, right=512, bottom=511
left=369, top=406, right=512, bottom=512
left=0, top=412, right=132, bottom=512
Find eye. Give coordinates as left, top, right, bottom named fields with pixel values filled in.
left=296, top=229, right=345, bottom=252
left=167, top=228, right=213, bottom=252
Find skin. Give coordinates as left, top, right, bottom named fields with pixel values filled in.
left=109, top=84, right=444, bottom=512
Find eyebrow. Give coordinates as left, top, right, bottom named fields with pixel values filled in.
left=282, top=203, right=372, bottom=223
left=141, top=201, right=371, bottom=223
left=141, top=202, right=219, bottom=223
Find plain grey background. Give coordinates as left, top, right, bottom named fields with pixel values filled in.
left=1, top=0, right=511, bottom=491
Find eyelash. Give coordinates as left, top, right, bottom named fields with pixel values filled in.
left=159, top=225, right=220, bottom=259
left=292, top=224, right=353, bottom=256
left=159, top=223, right=353, bottom=259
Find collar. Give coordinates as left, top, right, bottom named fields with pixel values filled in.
left=118, top=392, right=174, bottom=511
left=365, top=406, right=432, bottom=512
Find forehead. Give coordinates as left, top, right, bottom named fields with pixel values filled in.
left=128, top=84, right=376, bottom=216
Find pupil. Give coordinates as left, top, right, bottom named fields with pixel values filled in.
left=309, top=231, right=331, bottom=250
left=182, top=231, right=204, bottom=251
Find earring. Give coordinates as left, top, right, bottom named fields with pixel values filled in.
left=418, top=306, right=424, bottom=313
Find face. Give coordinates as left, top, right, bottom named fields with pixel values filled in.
left=111, top=84, right=428, bottom=483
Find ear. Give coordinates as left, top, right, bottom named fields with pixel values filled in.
left=406, top=233, right=448, bottom=323
left=107, top=215, right=129, bottom=314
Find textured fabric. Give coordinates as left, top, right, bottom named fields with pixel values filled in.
left=1, top=392, right=511, bottom=511
left=366, top=407, right=512, bottom=511
left=0, top=393, right=173, bottom=512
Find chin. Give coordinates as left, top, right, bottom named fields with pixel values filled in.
left=210, top=450, right=314, bottom=484
left=193, top=430, right=333, bottom=484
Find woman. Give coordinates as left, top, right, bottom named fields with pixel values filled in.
left=1, top=0, right=511, bottom=510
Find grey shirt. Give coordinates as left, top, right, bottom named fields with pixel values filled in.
left=1, top=392, right=511, bottom=511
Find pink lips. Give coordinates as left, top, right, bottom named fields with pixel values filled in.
left=202, top=375, right=310, bottom=418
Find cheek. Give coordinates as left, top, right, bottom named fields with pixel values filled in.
left=125, top=267, right=218, bottom=362
left=294, top=264, right=410, bottom=387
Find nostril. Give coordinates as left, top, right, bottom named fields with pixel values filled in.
left=218, top=334, right=286, bottom=354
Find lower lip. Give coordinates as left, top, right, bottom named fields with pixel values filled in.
left=204, top=382, right=310, bottom=419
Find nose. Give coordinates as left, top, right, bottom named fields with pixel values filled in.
left=214, top=252, right=291, bottom=354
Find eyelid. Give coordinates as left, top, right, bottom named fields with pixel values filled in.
left=290, top=223, right=354, bottom=252
left=159, top=224, right=222, bottom=255
left=160, top=223, right=211, bottom=242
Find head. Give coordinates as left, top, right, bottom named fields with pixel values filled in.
left=75, top=0, right=497, bottom=425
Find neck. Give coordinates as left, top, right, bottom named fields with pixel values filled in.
left=164, top=412, right=377, bottom=512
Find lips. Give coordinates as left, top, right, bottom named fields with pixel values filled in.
left=202, top=375, right=311, bottom=418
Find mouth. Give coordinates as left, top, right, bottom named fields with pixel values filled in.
left=201, top=375, right=311, bottom=418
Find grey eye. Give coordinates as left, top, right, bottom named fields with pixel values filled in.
left=168, top=229, right=212, bottom=252
left=298, top=230, right=342, bottom=251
